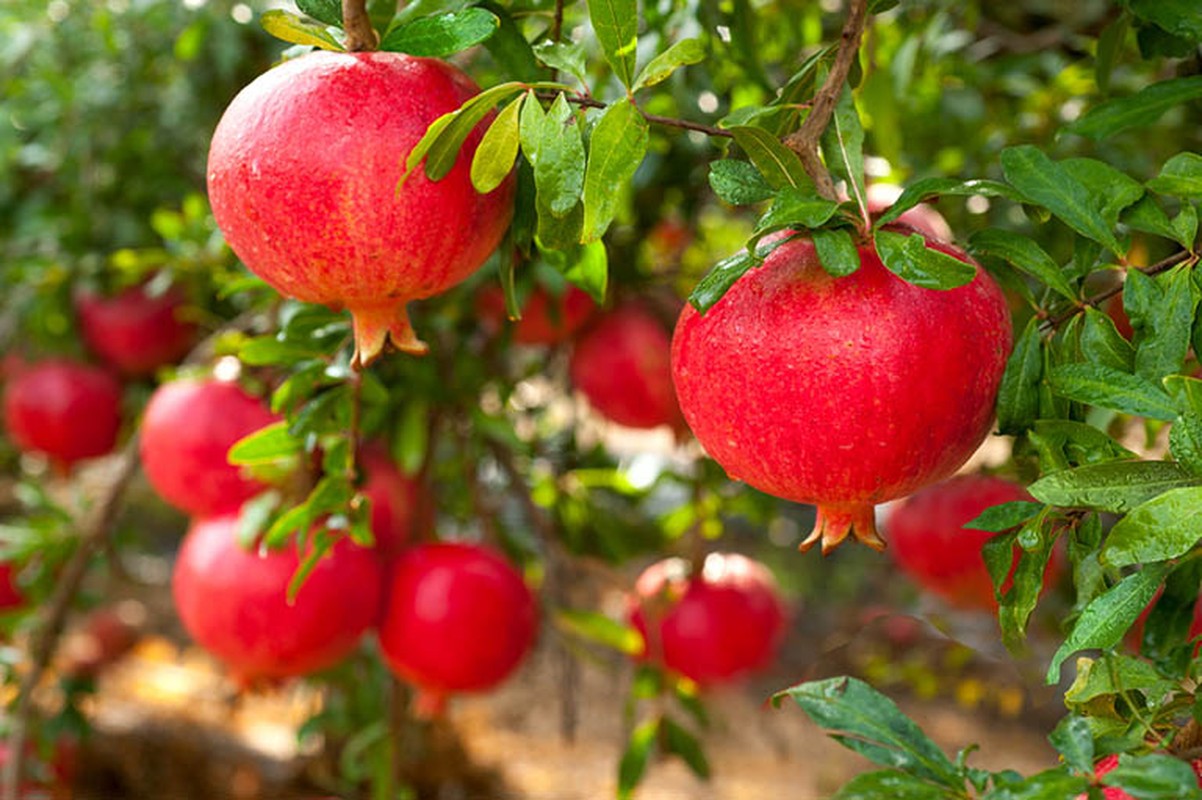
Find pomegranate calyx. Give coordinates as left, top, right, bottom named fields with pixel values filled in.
left=349, top=303, right=428, bottom=367
left=801, top=504, right=884, bottom=555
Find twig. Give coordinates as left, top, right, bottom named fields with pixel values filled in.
left=1041, top=249, right=1195, bottom=331
left=781, top=0, right=870, bottom=200
left=538, top=92, right=733, bottom=139
left=342, top=0, right=378, bottom=52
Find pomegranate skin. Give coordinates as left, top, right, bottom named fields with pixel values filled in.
left=358, top=442, right=420, bottom=559
left=570, top=303, right=685, bottom=430
left=3, top=359, right=122, bottom=470
left=75, top=283, right=197, bottom=376
left=207, top=51, right=515, bottom=365
left=0, top=563, right=22, bottom=611
left=476, top=284, right=596, bottom=345
left=377, top=542, right=538, bottom=709
left=172, top=514, right=384, bottom=681
left=671, top=233, right=1012, bottom=553
left=139, top=378, right=279, bottom=516
left=629, top=553, right=786, bottom=685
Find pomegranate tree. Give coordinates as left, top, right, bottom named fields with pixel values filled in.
left=172, top=513, right=384, bottom=681
left=139, top=377, right=279, bottom=516
left=569, top=302, right=684, bottom=431
left=75, top=282, right=197, bottom=376
left=207, top=51, right=515, bottom=365
left=476, top=283, right=596, bottom=345
left=671, top=232, right=1012, bottom=553
left=629, top=552, right=786, bottom=685
left=2, top=359, right=123, bottom=471
left=377, top=542, right=538, bottom=714
left=358, top=442, right=420, bottom=559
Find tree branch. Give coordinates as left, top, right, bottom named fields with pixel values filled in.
left=342, top=0, right=378, bottom=52
left=1041, top=250, right=1196, bottom=331
left=781, top=0, right=870, bottom=200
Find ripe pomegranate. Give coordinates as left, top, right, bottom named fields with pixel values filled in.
left=358, top=442, right=420, bottom=559
left=629, top=552, right=786, bottom=685
left=172, top=513, right=384, bottom=681
left=3, top=359, right=122, bottom=471
left=0, top=562, right=22, bottom=611
left=75, top=281, right=197, bottom=376
left=865, top=183, right=954, bottom=242
left=1078, top=754, right=1202, bottom=799
left=885, top=474, right=1062, bottom=611
left=476, top=283, right=596, bottom=345
left=671, top=231, right=1012, bottom=553
left=139, top=378, right=279, bottom=516
left=207, top=52, right=515, bottom=365
left=377, top=542, right=538, bottom=714
left=569, top=302, right=685, bottom=431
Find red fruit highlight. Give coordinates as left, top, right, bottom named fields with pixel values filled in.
left=172, top=514, right=384, bottom=681
left=3, top=359, right=122, bottom=470
left=358, top=442, right=420, bottom=559
left=207, top=52, right=515, bottom=366
left=885, top=474, right=1060, bottom=611
left=570, top=302, right=684, bottom=431
left=671, top=232, right=1012, bottom=553
left=75, top=282, right=197, bottom=376
left=629, top=553, right=786, bottom=685
left=377, top=542, right=538, bottom=712
left=139, top=378, right=279, bottom=517
left=476, top=283, right=596, bottom=345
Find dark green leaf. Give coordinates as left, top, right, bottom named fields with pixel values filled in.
left=379, top=9, right=499, bottom=57
left=260, top=9, right=344, bottom=50
left=1095, top=13, right=1130, bottom=94
left=532, top=93, right=585, bottom=218
left=479, top=2, right=541, bottom=81
left=1125, top=0, right=1202, bottom=41
left=1048, top=716, right=1094, bottom=774
left=708, top=159, right=775, bottom=206
left=1105, top=753, right=1202, bottom=799
left=874, top=178, right=1022, bottom=229
left=1028, top=460, right=1196, bottom=514
left=754, top=188, right=839, bottom=234
left=998, top=518, right=1057, bottom=650
left=1064, top=653, right=1175, bottom=705
left=661, top=718, right=711, bottom=780
left=812, top=227, right=861, bottom=278
left=1046, top=562, right=1172, bottom=684
left=617, top=718, right=659, bottom=800
left=1062, top=158, right=1146, bottom=227
left=832, top=770, right=952, bottom=800
left=968, top=229, right=1077, bottom=301
left=296, top=0, right=342, bottom=27
left=1134, top=265, right=1199, bottom=382
left=1136, top=22, right=1195, bottom=58
left=1104, top=486, right=1202, bottom=566
left=964, top=501, right=1044, bottom=533
left=688, top=235, right=793, bottom=314
left=1030, top=419, right=1136, bottom=467
left=1140, top=559, right=1202, bottom=658
left=1081, top=307, right=1135, bottom=372
left=1066, top=76, right=1202, bottom=140
left=874, top=230, right=977, bottom=290
left=633, top=38, right=705, bottom=91
left=996, top=318, right=1044, bottom=435
left=555, top=608, right=642, bottom=654
left=228, top=421, right=302, bottom=465
left=1123, top=194, right=1184, bottom=245
left=582, top=98, right=649, bottom=242
left=589, top=0, right=638, bottom=88
left=820, top=86, right=866, bottom=221
left=470, top=94, right=522, bottom=194
left=980, top=768, right=1089, bottom=799
left=728, top=125, right=812, bottom=191
left=1047, top=363, right=1177, bottom=420
left=1148, top=153, right=1202, bottom=200
left=1170, top=414, right=1202, bottom=476
left=1173, top=205, right=1198, bottom=250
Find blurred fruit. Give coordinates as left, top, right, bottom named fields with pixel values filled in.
left=75, top=281, right=197, bottom=376
left=0, top=562, right=22, bottom=611
left=475, top=283, right=596, bottom=345
left=60, top=603, right=144, bottom=678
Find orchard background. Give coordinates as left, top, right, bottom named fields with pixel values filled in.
left=2, top=0, right=1202, bottom=798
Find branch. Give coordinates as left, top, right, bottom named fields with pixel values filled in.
left=781, top=0, right=870, bottom=200
left=1041, top=249, right=1195, bottom=331
left=540, top=92, right=733, bottom=140
left=342, top=0, right=378, bottom=52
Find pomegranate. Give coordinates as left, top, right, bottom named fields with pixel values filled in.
left=629, top=552, right=786, bottom=685
left=671, top=231, right=1012, bottom=553
left=139, top=378, right=279, bottom=516
left=1078, top=754, right=1202, bottom=799
left=865, top=183, right=954, bottom=242
left=172, top=513, right=384, bottom=681
left=377, top=542, right=538, bottom=714
left=476, top=283, right=596, bottom=345
left=569, top=302, right=685, bottom=431
left=75, top=281, right=197, bottom=376
left=3, top=359, right=122, bottom=471
left=1105, top=294, right=1134, bottom=339
left=358, top=442, right=420, bottom=559
left=207, top=51, right=515, bottom=366
left=0, top=562, right=22, bottom=611
left=885, top=474, right=1062, bottom=611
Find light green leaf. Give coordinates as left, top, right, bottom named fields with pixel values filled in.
left=633, top=38, right=705, bottom=91
left=1047, top=362, right=1177, bottom=420
left=380, top=9, right=500, bottom=57
left=874, top=230, right=977, bottom=290
left=964, top=501, right=1044, bottom=533
left=581, top=98, right=649, bottom=242
left=564, top=240, right=608, bottom=304
left=617, top=718, right=659, bottom=800
left=1028, top=460, right=1196, bottom=514
left=531, top=94, right=586, bottom=218
left=968, top=229, right=1076, bottom=301
left=754, top=188, right=839, bottom=234
left=296, top=0, right=341, bottom=27
left=708, top=159, right=775, bottom=206
left=1104, top=485, right=1202, bottom=566
left=1066, top=76, right=1202, bottom=139
left=1105, top=753, right=1202, bottom=800
left=227, top=421, right=302, bottom=465
left=1170, top=414, right=1202, bottom=476
left=589, top=0, right=639, bottom=88
left=1147, top=152, right=1202, bottom=200
left=403, top=81, right=532, bottom=183
left=1047, top=716, right=1094, bottom=775
left=874, top=178, right=1023, bottom=228
left=554, top=608, right=642, bottom=655
left=728, top=125, right=812, bottom=191
left=687, top=235, right=794, bottom=313
left=470, top=94, right=522, bottom=194
left=260, top=9, right=344, bottom=50
left=532, top=40, right=587, bottom=84
left=820, top=86, right=866, bottom=221
left=812, top=227, right=861, bottom=278
left=1064, top=653, right=1175, bottom=705
left=1080, top=307, right=1135, bottom=372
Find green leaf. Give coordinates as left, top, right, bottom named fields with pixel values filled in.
left=239, top=335, right=325, bottom=366
left=1046, top=562, right=1172, bottom=683
left=964, top=501, right=1044, bottom=533
left=1134, top=265, right=1199, bottom=382
left=1000, top=145, right=1124, bottom=255
left=581, top=98, right=649, bottom=242
left=633, top=38, right=704, bottom=91
left=820, top=86, right=866, bottom=221
left=379, top=9, right=500, bottom=57
left=661, top=718, right=711, bottom=780
left=1080, top=307, right=1135, bottom=372
left=968, top=229, right=1077, bottom=301
left=728, top=125, right=812, bottom=191
left=404, top=82, right=531, bottom=183
left=564, top=240, right=608, bottom=304
left=480, top=1, right=542, bottom=82
left=1104, top=485, right=1202, bottom=566
left=873, top=177, right=1023, bottom=228
left=708, top=159, right=775, bottom=206
left=1030, top=419, right=1136, bottom=467
left=1105, top=753, right=1202, bottom=800
left=531, top=93, right=585, bottom=218
left=874, top=230, right=977, bottom=290
left=532, top=41, right=588, bottom=84
left=1148, top=152, right=1202, bottom=200
left=1048, top=716, right=1094, bottom=775
left=1123, top=194, right=1183, bottom=245
left=1047, top=363, right=1177, bottom=420
left=470, top=94, right=522, bottom=194
left=260, top=9, right=344, bottom=50
left=998, top=517, right=1057, bottom=650
left=1095, top=12, right=1130, bottom=94
left=996, top=318, right=1044, bottom=435
left=687, top=235, right=793, bottom=314
left=774, top=677, right=961, bottom=787
left=831, top=770, right=952, bottom=800
left=1061, top=158, right=1146, bottom=228
left=393, top=399, right=429, bottom=476
left=617, top=718, right=659, bottom=800
left=589, top=0, right=639, bottom=88
left=228, top=421, right=302, bottom=465
left=1066, top=76, right=1202, bottom=140
left=1170, top=414, right=1202, bottom=476
left=1064, top=653, right=1175, bottom=706
left=1125, top=0, right=1202, bottom=41
left=812, top=227, right=861, bottom=278
left=754, top=188, right=839, bottom=234
left=296, top=0, right=342, bottom=27
left=555, top=608, right=642, bottom=655
left=980, top=768, right=1089, bottom=800
left=1173, top=204, right=1198, bottom=250
left=1028, top=460, right=1196, bottom=514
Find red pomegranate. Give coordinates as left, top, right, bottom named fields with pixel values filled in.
left=207, top=52, right=515, bottom=366
left=139, top=378, right=279, bottom=516
left=569, top=302, right=685, bottom=431
left=885, top=474, right=1061, bottom=611
left=3, top=359, right=122, bottom=471
left=377, top=542, right=538, bottom=714
left=476, top=283, right=596, bottom=345
left=671, top=232, right=1012, bottom=553
left=865, top=183, right=954, bottom=242
left=172, top=513, right=384, bottom=681
left=0, top=562, right=22, bottom=611
left=1078, top=754, right=1202, bottom=799
left=629, top=553, right=786, bottom=685
left=75, top=282, right=197, bottom=376
left=358, top=442, right=420, bottom=559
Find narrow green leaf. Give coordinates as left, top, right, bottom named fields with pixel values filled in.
left=589, top=0, right=638, bottom=88
left=617, top=718, right=659, bottom=800
left=1066, top=76, right=1202, bottom=139
left=1001, top=145, right=1124, bottom=255
left=1170, top=414, right=1202, bottom=476
left=235, top=490, right=280, bottom=548
left=471, top=95, right=522, bottom=194
left=831, top=770, right=952, bottom=800
left=964, top=501, right=1043, bottom=533
left=728, top=125, right=811, bottom=191
left=1095, top=13, right=1130, bottom=94
left=874, top=178, right=1023, bottom=228
left=1134, top=264, right=1199, bottom=382
left=996, top=318, right=1044, bottom=435
left=554, top=608, right=642, bottom=655
left=1028, top=460, right=1196, bottom=514
left=820, top=86, right=866, bottom=221
left=812, top=227, right=861, bottom=278
left=661, top=718, right=711, bottom=780
left=708, top=159, right=775, bottom=206
left=1047, top=363, right=1177, bottom=420
left=1045, top=562, right=1172, bottom=683
left=1081, top=307, right=1135, bottom=372
left=581, top=98, right=649, bottom=242
left=296, top=0, right=342, bottom=27
left=980, top=768, right=1089, bottom=799
left=1173, top=204, right=1198, bottom=249
left=874, top=230, right=977, bottom=290
left=1047, top=716, right=1094, bottom=775
left=379, top=9, right=500, bottom=57
left=1148, top=152, right=1202, bottom=200
left=260, top=9, right=344, bottom=50
left=228, top=421, right=302, bottom=465
left=633, top=38, right=705, bottom=91
left=968, top=229, right=1076, bottom=301
left=754, top=188, right=839, bottom=234
left=998, top=518, right=1057, bottom=650
left=402, top=81, right=528, bottom=183
left=1104, top=485, right=1202, bottom=566
left=239, top=335, right=324, bottom=366
left=687, top=235, right=794, bottom=313
left=393, top=400, right=429, bottom=476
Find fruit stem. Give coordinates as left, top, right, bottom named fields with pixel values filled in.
left=341, top=0, right=378, bottom=52
left=800, top=503, right=884, bottom=555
